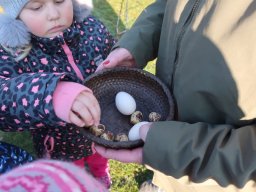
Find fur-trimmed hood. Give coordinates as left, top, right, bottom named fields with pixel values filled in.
left=0, top=0, right=93, bottom=48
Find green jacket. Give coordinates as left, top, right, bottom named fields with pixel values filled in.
left=116, top=0, right=256, bottom=187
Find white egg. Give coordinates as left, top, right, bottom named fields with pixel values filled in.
left=128, top=121, right=149, bottom=141
left=115, top=91, right=136, bottom=115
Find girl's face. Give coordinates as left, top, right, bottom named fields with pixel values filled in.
left=19, top=0, right=73, bottom=38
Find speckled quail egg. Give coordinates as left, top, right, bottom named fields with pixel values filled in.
left=130, top=111, right=143, bottom=125
left=149, top=112, right=161, bottom=122
left=89, top=124, right=105, bottom=136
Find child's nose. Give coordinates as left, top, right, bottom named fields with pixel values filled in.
left=47, top=6, right=60, bottom=21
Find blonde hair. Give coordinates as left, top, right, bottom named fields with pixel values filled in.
left=2, top=44, right=32, bottom=62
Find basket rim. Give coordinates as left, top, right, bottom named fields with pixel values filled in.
left=82, top=67, right=174, bottom=149
left=80, top=128, right=144, bottom=149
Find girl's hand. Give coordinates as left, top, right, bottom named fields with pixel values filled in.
left=69, top=91, right=101, bottom=127
left=96, top=48, right=136, bottom=72
left=94, top=123, right=151, bottom=163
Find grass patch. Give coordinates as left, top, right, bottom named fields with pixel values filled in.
left=110, top=160, right=153, bottom=191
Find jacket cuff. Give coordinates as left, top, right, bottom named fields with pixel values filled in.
left=142, top=121, right=184, bottom=173
left=52, top=81, right=92, bottom=123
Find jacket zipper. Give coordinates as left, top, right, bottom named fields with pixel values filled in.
left=61, top=42, right=84, bottom=81
left=171, top=0, right=201, bottom=91
left=59, top=33, right=84, bottom=81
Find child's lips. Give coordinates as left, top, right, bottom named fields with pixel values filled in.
left=48, top=25, right=65, bottom=33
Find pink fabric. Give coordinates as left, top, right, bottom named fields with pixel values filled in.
left=74, top=157, right=85, bottom=168
left=74, top=153, right=109, bottom=177
left=62, top=43, right=84, bottom=81
left=18, top=165, right=81, bottom=191
left=0, top=160, right=108, bottom=192
left=85, top=153, right=109, bottom=177
left=74, top=153, right=111, bottom=188
left=43, top=135, right=55, bottom=158
left=52, top=81, right=92, bottom=122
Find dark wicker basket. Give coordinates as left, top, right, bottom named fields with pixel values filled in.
left=81, top=67, right=174, bottom=149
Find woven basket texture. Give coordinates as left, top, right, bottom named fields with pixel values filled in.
left=82, top=67, right=174, bottom=149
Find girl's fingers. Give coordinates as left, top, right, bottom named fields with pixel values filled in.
left=81, top=91, right=101, bottom=124
left=69, top=111, right=86, bottom=127
left=71, top=91, right=101, bottom=126
left=77, top=92, right=101, bottom=125
left=71, top=99, right=94, bottom=127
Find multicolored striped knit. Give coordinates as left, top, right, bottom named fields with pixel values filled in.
left=0, top=160, right=108, bottom=192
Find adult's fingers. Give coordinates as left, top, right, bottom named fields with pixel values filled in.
left=95, top=58, right=117, bottom=72
left=96, top=48, right=135, bottom=72
left=139, top=123, right=152, bottom=141
left=94, top=144, right=143, bottom=164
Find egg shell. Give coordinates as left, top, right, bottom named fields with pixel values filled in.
left=115, top=91, right=136, bottom=115
left=128, top=121, right=149, bottom=141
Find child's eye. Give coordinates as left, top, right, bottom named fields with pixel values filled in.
left=27, top=3, right=42, bottom=11
left=55, top=0, right=65, bottom=4
left=30, top=6, right=42, bottom=10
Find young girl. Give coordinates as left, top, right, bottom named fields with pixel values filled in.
left=0, top=0, right=115, bottom=188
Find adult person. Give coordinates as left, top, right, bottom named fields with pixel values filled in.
left=95, top=0, right=256, bottom=191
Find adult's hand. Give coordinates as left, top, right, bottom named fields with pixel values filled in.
left=96, top=48, right=136, bottom=72
left=94, top=123, right=152, bottom=164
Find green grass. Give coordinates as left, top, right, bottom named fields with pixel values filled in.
left=110, top=161, right=153, bottom=191
left=93, top=0, right=155, bottom=38
left=0, top=1, right=155, bottom=191
left=92, top=0, right=156, bottom=75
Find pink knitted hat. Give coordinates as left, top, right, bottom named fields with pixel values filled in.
left=0, top=160, right=108, bottom=192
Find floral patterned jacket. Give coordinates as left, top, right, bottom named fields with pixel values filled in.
left=0, top=16, right=115, bottom=160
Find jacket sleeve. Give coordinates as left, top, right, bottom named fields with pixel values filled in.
left=88, top=16, right=116, bottom=61
left=143, top=121, right=256, bottom=187
left=0, top=56, right=80, bottom=132
left=114, top=0, right=166, bottom=68
left=96, top=18, right=116, bottom=59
